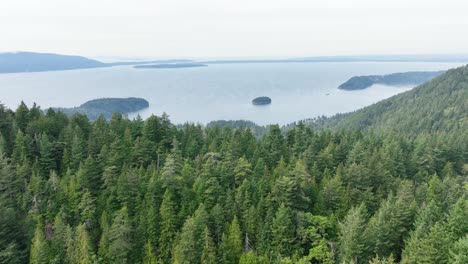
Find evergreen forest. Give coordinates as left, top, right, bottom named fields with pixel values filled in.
left=0, top=66, right=467, bottom=264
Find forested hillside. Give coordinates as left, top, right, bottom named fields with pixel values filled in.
left=307, top=65, right=468, bottom=136
left=0, top=67, right=467, bottom=264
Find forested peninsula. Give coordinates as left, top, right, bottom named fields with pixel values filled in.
left=0, top=52, right=192, bottom=74
left=0, top=66, right=466, bottom=264
left=338, top=71, right=445, bottom=90
left=51, top=97, right=149, bottom=120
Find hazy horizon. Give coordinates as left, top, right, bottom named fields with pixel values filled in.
left=1, top=0, right=468, bottom=58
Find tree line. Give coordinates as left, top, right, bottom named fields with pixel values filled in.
left=0, top=100, right=466, bottom=263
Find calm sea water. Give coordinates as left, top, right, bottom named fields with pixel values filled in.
left=0, top=62, right=464, bottom=125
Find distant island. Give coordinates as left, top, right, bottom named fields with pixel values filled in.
left=52, top=97, right=149, bottom=120
left=0, top=52, right=107, bottom=73
left=0, top=52, right=192, bottom=74
left=252, top=96, right=272, bottom=105
left=134, top=63, right=207, bottom=69
left=338, top=71, right=445, bottom=90
left=2, top=51, right=468, bottom=74
left=201, top=54, right=468, bottom=64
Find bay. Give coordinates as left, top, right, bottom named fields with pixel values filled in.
left=0, top=61, right=464, bottom=125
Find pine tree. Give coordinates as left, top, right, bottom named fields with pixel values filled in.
left=0, top=133, right=6, bottom=155
left=450, top=235, right=468, bottom=264
left=234, top=157, right=252, bottom=187
left=338, top=204, right=367, bottom=263
left=401, top=200, right=444, bottom=263
left=201, top=227, right=216, bottom=264
left=143, top=240, right=158, bottom=264
left=49, top=212, right=68, bottom=263
left=173, top=205, right=209, bottom=263
left=271, top=204, right=295, bottom=256
left=15, top=101, right=30, bottom=132
left=173, top=217, right=197, bottom=264
left=39, top=133, right=55, bottom=176
left=30, top=224, right=49, bottom=264
left=78, top=189, right=96, bottom=228
left=12, top=130, right=27, bottom=163
left=369, top=255, right=396, bottom=264
left=220, top=217, right=243, bottom=264
left=239, top=252, right=269, bottom=264
left=98, top=211, right=110, bottom=263
left=158, top=190, right=178, bottom=263
left=108, top=206, right=132, bottom=264
left=74, top=224, right=95, bottom=264
left=70, top=131, right=86, bottom=171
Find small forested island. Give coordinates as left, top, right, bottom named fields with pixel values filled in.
left=52, top=97, right=149, bottom=120
left=252, top=96, right=272, bottom=105
left=338, top=70, right=445, bottom=90
left=134, top=63, right=207, bottom=69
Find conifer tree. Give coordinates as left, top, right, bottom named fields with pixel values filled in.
left=201, top=227, right=217, bottom=264
left=173, top=217, right=197, bottom=264
left=74, top=224, right=95, bottom=264
left=143, top=240, right=158, bottom=264
left=158, top=190, right=178, bottom=263
left=450, top=235, right=468, bottom=264
left=338, top=204, right=367, bottom=263
left=220, top=217, right=243, bottom=264
left=234, top=157, right=252, bottom=187
left=271, top=204, right=295, bottom=256
left=30, top=224, right=49, bottom=264
left=15, top=101, right=30, bottom=132
left=108, top=206, right=132, bottom=264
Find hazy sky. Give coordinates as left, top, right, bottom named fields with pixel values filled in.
left=1, top=0, right=468, bottom=59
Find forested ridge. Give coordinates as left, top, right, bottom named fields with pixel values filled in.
left=305, top=65, right=468, bottom=136
left=337, top=71, right=444, bottom=90
left=0, top=66, right=467, bottom=264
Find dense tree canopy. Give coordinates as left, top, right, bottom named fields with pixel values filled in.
left=0, top=66, right=467, bottom=263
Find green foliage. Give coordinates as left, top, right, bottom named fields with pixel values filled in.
left=158, top=190, right=178, bottom=263
left=220, top=217, right=243, bottom=264
left=308, top=65, right=468, bottom=136
left=30, top=224, right=48, bottom=264
left=108, top=206, right=132, bottom=264
left=338, top=71, right=443, bottom=90
left=271, top=204, right=295, bottom=256
left=338, top=204, right=367, bottom=263
left=450, top=235, right=468, bottom=264
left=53, top=97, right=149, bottom=120
left=0, top=66, right=467, bottom=264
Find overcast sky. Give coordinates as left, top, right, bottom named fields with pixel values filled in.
left=1, top=0, right=468, bottom=59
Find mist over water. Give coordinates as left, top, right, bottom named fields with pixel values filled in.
left=0, top=61, right=464, bottom=125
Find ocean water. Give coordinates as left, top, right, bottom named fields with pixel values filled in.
left=0, top=61, right=464, bottom=125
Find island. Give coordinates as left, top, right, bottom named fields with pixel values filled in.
left=134, top=63, right=207, bottom=69
left=0, top=52, right=107, bottom=73
left=51, top=97, right=149, bottom=120
left=0, top=51, right=194, bottom=74
left=252, top=96, right=272, bottom=105
left=338, top=71, right=445, bottom=90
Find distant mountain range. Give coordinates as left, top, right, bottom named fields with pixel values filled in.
left=1, top=51, right=468, bottom=74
